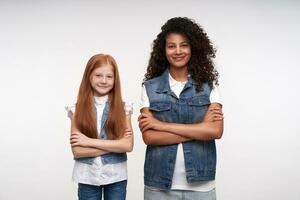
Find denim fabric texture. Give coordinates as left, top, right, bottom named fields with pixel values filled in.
left=144, top=186, right=216, bottom=200
left=78, top=180, right=127, bottom=200
left=144, top=69, right=216, bottom=190
left=75, top=102, right=127, bottom=165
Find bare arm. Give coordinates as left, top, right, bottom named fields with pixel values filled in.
left=139, top=108, right=192, bottom=145
left=141, top=129, right=191, bottom=145
left=71, top=146, right=107, bottom=159
left=139, top=103, right=224, bottom=143
left=88, top=114, right=133, bottom=152
left=162, top=112, right=223, bottom=140
left=71, top=114, right=134, bottom=153
left=70, top=113, right=108, bottom=159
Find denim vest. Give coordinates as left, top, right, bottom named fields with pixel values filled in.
left=75, top=101, right=127, bottom=165
left=143, top=69, right=216, bottom=190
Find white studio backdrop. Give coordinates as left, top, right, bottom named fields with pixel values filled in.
left=0, top=0, right=299, bottom=199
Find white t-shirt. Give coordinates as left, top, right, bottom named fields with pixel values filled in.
left=140, top=73, right=222, bottom=191
left=65, top=95, right=133, bottom=186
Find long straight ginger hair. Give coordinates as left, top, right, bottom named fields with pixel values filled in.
left=74, top=54, right=126, bottom=139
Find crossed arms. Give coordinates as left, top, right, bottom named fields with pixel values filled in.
left=68, top=103, right=222, bottom=157
left=69, top=113, right=133, bottom=159
left=138, top=103, right=223, bottom=145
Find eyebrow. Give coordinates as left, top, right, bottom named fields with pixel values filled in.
left=95, top=72, right=114, bottom=75
left=166, top=41, right=189, bottom=45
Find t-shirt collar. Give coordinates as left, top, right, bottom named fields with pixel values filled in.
left=94, top=95, right=108, bottom=105
left=168, top=73, right=189, bottom=87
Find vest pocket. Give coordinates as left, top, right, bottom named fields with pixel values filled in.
left=149, top=102, right=171, bottom=112
left=187, top=96, right=210, bottom=123
left=149, top=102, right=172, bottom=122
left=188, top=96, right=210, bottom=106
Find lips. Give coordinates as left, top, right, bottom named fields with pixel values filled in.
left=172, top=56, right=186, bottom=61
left=97, top=85, right=109, bottom=89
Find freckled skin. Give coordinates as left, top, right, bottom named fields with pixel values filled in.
left=90, top=64, right=114, bottom=96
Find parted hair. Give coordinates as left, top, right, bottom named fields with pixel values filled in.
left=74, top=54, right=125, bottom=139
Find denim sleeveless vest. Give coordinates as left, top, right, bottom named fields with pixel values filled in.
left=143, top=69, right=216, bottom=190
left=75, top=101, right=127, bottom=165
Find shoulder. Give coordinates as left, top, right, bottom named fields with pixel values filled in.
left=65, top=104, right=76, bottom=119
left=209, top=84, right=222, bottom=105
left=123, top=102, right=133, bottom=115
left=144, top=75, right=163, bottom=86
left=143, top=74, right=166, bottom=94
left=201, top=82, right=212, bottom=93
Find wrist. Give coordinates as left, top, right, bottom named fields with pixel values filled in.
left=160, top=122, right=168, bottom=132
left=88, top=138, right=96, bottom=147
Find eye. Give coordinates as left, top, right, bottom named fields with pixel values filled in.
left=167, top=44, right=175, bottom=49
left=95, top=74, right=103, bottom=77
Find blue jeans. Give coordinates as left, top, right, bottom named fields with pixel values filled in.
left=78, top=180, right=127, bottom=200
left=144, top=186, right=216, bottom=200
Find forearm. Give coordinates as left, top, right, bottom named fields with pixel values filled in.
left=72, top=146, right=108, bottom=159
left=138, top=107, right=223, bottom=144
left=88, top=114, right=134, bottom=153
left=89, top=136, right=133, bottom=153
left=160, top=121, right=223, bottom=140
left=142, top=129, right=191, bottom=145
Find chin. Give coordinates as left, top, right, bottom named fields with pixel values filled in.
left=172, top=64, right=187, bottom=68
left=97, top=90, right=109, bottom=96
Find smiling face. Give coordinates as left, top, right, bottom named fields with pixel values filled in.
left=90, top=64, right=114, bottom=97
left=165, top=33, right=191, bottom=70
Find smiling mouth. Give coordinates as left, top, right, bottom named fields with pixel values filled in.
left=97, top=86, right=109, bottom=88
left=172, top=56, right=185, bottom=61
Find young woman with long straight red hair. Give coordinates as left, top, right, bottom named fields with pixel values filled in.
left=66, top=54, right=133, bottom=200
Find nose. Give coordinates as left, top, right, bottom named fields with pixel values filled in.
left=101, top=77, right=107, bottom=83
left=175, top=46, right=181, bottom=54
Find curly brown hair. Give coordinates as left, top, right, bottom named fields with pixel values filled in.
left=144, top=17, right=219, bottom=90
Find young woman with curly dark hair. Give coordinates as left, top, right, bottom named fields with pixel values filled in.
left=138, top=17, right=224, bottom=200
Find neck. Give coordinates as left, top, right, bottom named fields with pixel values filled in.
left=93, top=91, right=109, bottom=97
left=169, top=66, right=188, bottom=81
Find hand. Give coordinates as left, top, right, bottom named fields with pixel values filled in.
left=203, top=108, right=224, bottom=122
left=123, top=128, right=133, bottom=138
left=138, top=113, right=164, bottom=132
left=70, top=132, right=92, bottom=147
